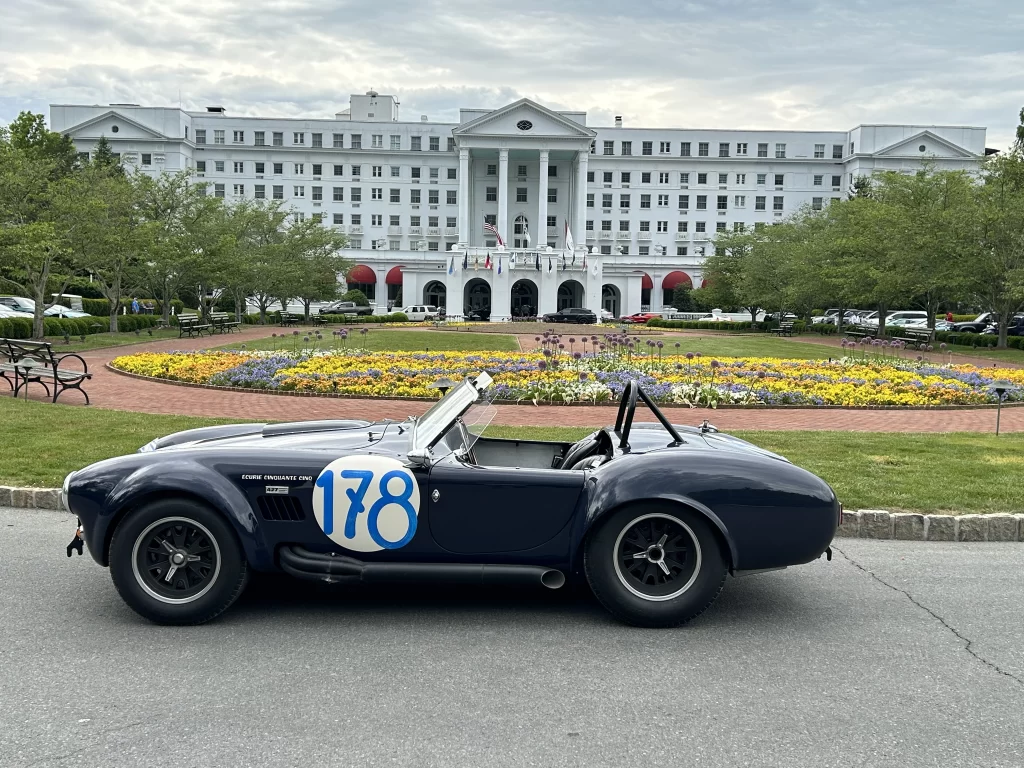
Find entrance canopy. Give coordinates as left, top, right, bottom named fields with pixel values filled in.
left=385, top=266, right=404, bottom=285
left=662, top=271, right=692, bottom=290
left=348, top=265, right=375, bottom=283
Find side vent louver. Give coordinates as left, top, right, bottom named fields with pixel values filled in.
left=257, top=495, right=306, bottom=521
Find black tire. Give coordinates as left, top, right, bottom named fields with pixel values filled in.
left=109, top=498, right=249, bottom=625
left=584, top=503, right=727, bottom=628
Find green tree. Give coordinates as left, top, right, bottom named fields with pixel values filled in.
left=287, top=217, right=350, bottom=319
left=90, top=136, right=123, bottom=176
left=5, top=112, right=79, bottom=177
left=670, top=283, right=696, bottom=312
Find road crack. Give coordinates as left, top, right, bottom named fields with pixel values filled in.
left=833, top=545, right=1024, bottom=691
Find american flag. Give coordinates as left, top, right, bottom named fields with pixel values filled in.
left=483, top=221, right=505, bottom=247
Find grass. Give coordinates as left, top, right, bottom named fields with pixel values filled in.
left=40, top=328, right=184, bottom=352
left=2, top=396, right=1023, bottom=515
left=630, top=334, right=835, bottom=359
left=214, top=329, right=520, bottom=353
left=943, top=345, right=1024, bottom=363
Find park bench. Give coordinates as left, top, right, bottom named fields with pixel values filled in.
left=209, top=312, right=241, bottom=334
left=311, top=315, right=329, bottom=327
left=0, top=338, right=92, bottom=404
left=843, top=327, right=871, bottom=339
left=177, top=313, right=211, bottom=338
left=893, top=327, right=933, bottom=347
left=279, top=312, right=301, bottom=327
left=767, top=321, right=795, bottom=337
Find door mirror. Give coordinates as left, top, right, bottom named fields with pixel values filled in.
left=406, top=447, right=432, bottom=468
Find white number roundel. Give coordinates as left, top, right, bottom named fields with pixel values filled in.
left=312, top=455, right=421, bottom=552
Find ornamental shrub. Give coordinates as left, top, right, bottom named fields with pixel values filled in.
left=82, top=298, right=110, bottom=316
left=2, top=317, right=32, bottom=339
left=341, top=289, right=370, bottom=306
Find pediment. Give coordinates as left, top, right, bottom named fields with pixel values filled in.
left=875, top=130, right=975, bottom=159
left=60, top=110, right=169, bottom=141
left=454, top=99, right=595, bottom=139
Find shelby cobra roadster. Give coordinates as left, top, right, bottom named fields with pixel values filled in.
left=63, top=374, right=839, bottom=627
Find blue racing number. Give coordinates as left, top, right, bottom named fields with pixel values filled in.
left=316, top=467, right=417, bottom=549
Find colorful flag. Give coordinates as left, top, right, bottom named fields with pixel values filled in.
left=462, top=252, right=468, bottom=270
left=548, top=254, right=552, bottom=272
left=483, top=221, right=505, bottom=247
left=497, top=256, right=502, bottom=275
left=484, top=253, right=491, bottom=269
left=535, top=253, right=540, bottom=271
left=448, top=257, right=454, bottom=275
left=564, top=219, right=575, bottom=256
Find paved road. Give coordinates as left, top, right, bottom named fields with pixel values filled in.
left=2, top=507, right=1022, bottom=767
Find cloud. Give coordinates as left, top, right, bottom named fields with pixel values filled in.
left=1, top=0, right=1021, bottom=148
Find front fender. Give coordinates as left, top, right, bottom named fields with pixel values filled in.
left=100, top=460, right=271, bottom=570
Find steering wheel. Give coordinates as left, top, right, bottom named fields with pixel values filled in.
left=614, top=380, right=639, bottom=450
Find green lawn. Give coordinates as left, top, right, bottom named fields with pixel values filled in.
left=214, top=329, right=520, bottom=353
left=640, top=334, right=835, bottom=359
left=2, top=396, right=1022, bottom=515
left=943, top=345, right=1024, bottom=363
left=40, top=327, right=184, bottom=352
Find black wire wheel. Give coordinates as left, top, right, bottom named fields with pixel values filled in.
left=584, top=504, right=727, bottom=627
left=131, top=518, right=221, bottom=604
left=613, top=513, right=701, bottom=601
left=109, top=499, right=248, bottom=625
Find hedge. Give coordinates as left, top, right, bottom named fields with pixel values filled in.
left=244, top=311, right=411, bottom=325
left=81, top=298, right=184, bottom=316
left=933, top=330, right=1024, bottom=349
left=646, top=318, right=807, bottom=333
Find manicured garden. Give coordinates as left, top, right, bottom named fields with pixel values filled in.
left=2, top=396, right=1021, bottom=515
left=216, top=329, right=519, bottom=353
left=112, top=330, right=1024, bottom=407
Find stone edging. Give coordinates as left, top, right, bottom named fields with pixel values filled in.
left=105, top=364, right=1023, bottom=411
left=5, top=486, right=1022, bottom=543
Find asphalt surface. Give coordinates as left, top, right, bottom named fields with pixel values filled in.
left=2, top=507, right=1022, bottom=768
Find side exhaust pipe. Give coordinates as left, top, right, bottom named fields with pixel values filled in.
left=278, top=545, right=565, bottom=589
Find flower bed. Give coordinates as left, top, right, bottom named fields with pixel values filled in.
left=110, top=332, right=1024, bottom=408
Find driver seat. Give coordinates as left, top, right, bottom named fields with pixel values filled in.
left=557, top=434, right=602, bottom=470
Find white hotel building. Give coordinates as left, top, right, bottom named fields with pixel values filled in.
left=50, top=92, right=986, bottom=320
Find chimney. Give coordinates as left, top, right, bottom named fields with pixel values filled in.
left=420, top=115, right=428, bottom=122
left=614, top=115, right=622, bottom=128
left=206, top=106, right=226, bottom=114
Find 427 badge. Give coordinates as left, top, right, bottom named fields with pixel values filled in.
left=312, top=456, right=421, bottom=552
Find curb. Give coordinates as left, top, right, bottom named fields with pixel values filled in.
left=4, top=486, right=1023, bottom=542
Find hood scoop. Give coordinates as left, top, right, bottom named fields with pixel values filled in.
left=262, top=419, right=373, bottom=438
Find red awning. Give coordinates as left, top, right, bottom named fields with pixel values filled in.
left=662, top=271, right=692, bottom=291
left=385, top=265, right=405, bottom=285
left=347, top=264, right=375, bottom=284
left=640, top=273, right=653, bottom=290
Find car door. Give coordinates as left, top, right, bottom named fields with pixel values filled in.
left=426, top=460, right=584, bottom=554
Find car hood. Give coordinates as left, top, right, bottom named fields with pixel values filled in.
left=137, top=419, right=398, bottom=454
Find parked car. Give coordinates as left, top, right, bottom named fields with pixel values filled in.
left=953, top=312, right=998, bottom=334
left=62, top=374, right=840, bottom=628
left=465, top=307, right=491, bottom=322
left=620, top=312, right=661, bottom=325
left=0, top=305, right=33, bottom=319
left=980, top=314, right=1024, bottom=336
left=319, top=301, right=373, bottom=316
left=0, top=296, right=37, bottom=313
left=599, top=309, right=616, bottom=323
left=398, top=305, right=438, bottom=322
left=542, top=307, right=598, bottom=324
left=44, top=304, right=91, bottom=318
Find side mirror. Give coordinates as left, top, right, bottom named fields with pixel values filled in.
left=406, top=448, right=432, bottom=468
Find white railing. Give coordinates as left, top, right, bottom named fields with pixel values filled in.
left=348, top=225, right=363, bottom=234
left=444, top=227, right=459, bottom=237
left=599, top=231, right=614, bottom=240
left=675, top=231, right=689, bottom=240
left=638, top=231, right=652, bottom=241
left=616, top=231, right=632, bottom=240
left=427, top=227, right=441, bottom=237
left=408, top=226, right=422, bottom=235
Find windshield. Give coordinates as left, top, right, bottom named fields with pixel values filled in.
left=411, top=371, right=493, bottom=452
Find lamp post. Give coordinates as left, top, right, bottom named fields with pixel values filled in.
left=428, top=377, right=456, bottom=397
left=992, top=379, right=1012, bottom=435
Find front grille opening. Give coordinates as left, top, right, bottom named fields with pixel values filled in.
left=257, top=495, right=306, bottom=521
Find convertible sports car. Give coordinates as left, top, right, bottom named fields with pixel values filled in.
left=63, top=375, right=840, bottom=627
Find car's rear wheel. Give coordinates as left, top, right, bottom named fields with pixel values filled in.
left=109, top=498, right=248, bottom=625
left=584, top=504, right=727, bottom=627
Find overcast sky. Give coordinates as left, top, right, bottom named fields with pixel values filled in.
left=2, top=0, right=1022, bottom=148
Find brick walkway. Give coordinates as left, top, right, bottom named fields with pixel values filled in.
left=8, top=326, right=1022, bottom=433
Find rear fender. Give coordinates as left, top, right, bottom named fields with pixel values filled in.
left=103, top=460, right=272, bottom=569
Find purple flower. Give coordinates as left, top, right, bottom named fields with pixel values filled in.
left=686, top=352, right=694, bottom=360
left=573, top=351, right=582, bottom=360
left=579, top=372, right=588, bottom=381
left=569, top=337, right=576, bottom=343
left=543, top=348, right=552, bottom=357
left=535, top=336, right=541, bottom=341
left=538, top=360, right=548, bottom=371
left=916, top=355, right=923, bottom=361
left=674, top=342, right=680, bottom=348
left=711, top=360, right=721, bottom=368
left=657, top=341, right=664, bottom=349
left=360, top=328, right=368, bottom=335
left=293, top=330, right=299, bottom=336
left=940, top=342, right=948, bottom=350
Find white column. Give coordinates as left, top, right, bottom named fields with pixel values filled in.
left=497, top=148, right=509, bottom=246
left=536, top=149, right=549, bottom=250
left=575, top=151, right=588, bottom=255
left=458, top=147, right=470, bottom=246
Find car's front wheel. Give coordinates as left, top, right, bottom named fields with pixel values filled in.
left=109, top=498, right=249, bottom=625
left=584, top=504, right=727, bottom=627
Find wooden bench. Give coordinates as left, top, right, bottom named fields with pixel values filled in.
left=0, top=338, right=92, bottom=404
left=767, top=321, right=795, bottom=337
left=177, top=313, right=211, bottom=338
left=844, top=327, right=871, bottom=339
left=893, top=327, right=933, bottom=347
left=279, top=312, right=301, bottom=327
left=312, top=315, right=329, bottom=327
left=209, top=312, right=241, bottom=334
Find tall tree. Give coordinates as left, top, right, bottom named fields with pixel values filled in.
left=6, top=112, right=80, bottom=177
left=287, top=217, right=350, bottom=319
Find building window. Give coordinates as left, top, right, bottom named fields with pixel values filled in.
left=295, top=163, right=304, bottom=175
left=736, top=173, right=746, bottom=184
left=447, top=137, right=455, bottom=151
left=757, top=142, right=768, bottom=158
left=312, top=186, right=322, bottom=201
left=621, top=141, right=632, bottom=156
left=427, top=242, right=439, bottom=251
left=586, top=220, right=594, bottom=231
left=517, top=188, right=528, bottom=203
left=695, top=221, right=706, bottom=233
left=230, top=130, right=243, bottom=144
left=774, top=173, right=784, bottom=186
left=548, top=165, right=557, bottom=177
left=716, top=222, right=727, bottom=232
left=680, top=172, right=690, bottom=185
left=620, top=194, right=630, bottom=209
left=293, top=132, right=304, bottom=145
left=773, top=196, right=784, bottom=211
left=814, top=175, right=823, bottom=186
left=392, top=166, right=401, bottom=177
left=233, top=184, right=244, bottom=196
left=718, top=142, right=730, bottom=157
left=312, top=163, right=322, bottom=176
left=678, top=195, right=689, bottom=210
left=272, top=132, right=283, bottom=146
left=411, top=167, right=421, bottom=180
left=718, top=173, right=728, bottom=185
left=620, top=172, right=631, bottom=184
left=642, top=141, right=653, bottom=156
left=658, top=172, right=669, bottom=184
left=333, top=164, right=343, bottom=176
left=697, top=173, right=707, bottom=185
left=639, top=246, right=649, bottom=256
left=619, top=220, right=630, bottom=232
left=388, top=135, right=400, bottom=150
left=195, top=129, right=206, bottom=144
left=233, top=161, right=243, bottom=173
left=603, top=141, right=614, bottom=155
left=485, top=163, right=496, bottom=176
left=333, top=133, right=343, bottom=148
left=372, top=165, right=382, bottom=178
left=333, top=213, right=344, bottom=225
left=351, top=187, right=362, bottom=202
left=660, top=141, right=671, bottom=153
left=640, top=194, right=651, bottom=209
left=680, top=142, right=691, bottom=157
left=391, top=188, right=401, bottom=203
left=641, top=172, right=651, bottom=183
left=658, top=194, right=669, bottom=207
left=351, top=134, right=362, bottom=149
left=587, top=193, right=594, bottom=208
left=410, top=189, right=420, bottom=204
left=429, top=167, right=439, bottom=179
left=757, top=173, right=766, bottom=185
left=213, top=130, right=225, bottom=145
left=736, top=142, right=748, bottom=155
left=677, top=220, right=688, bottom=232
left=370, top=135, right=382, bottom=149
left=601, top=220, right=612, bottom=231
left=428, top=190, right=439, bottom=204
left=391, top=215, right=402, bottom=227
left=254, top=184, right=265, bottom=199
left=352, top=165, right=361, bottom=177
left=814, top=144, right=825, bottom=159
left=213, top=183, right=225, bottom=198
left=429, top=137, right=440, bottom=151
left=371, top=214, right=382, bottom=227
left=657, top=220, right=668, bottom=233
left=775, top=143, right=786, bottom=158
left=696, top=195, right=707, bottom=210
left=484, top=214, right=496, bottom=226
left=717, top=195, right=728, bottom=211
left=311, top=133, right=322, bottom=148
left=755, top=195, right=766, bottom=211
left=409, top=136, right=422, bottom=152
left=485, top=186, right=497, bottom=202
left=677, top=246, right=688, bottom=256
left=293, top=186, right=305, bottom=197
left=602, top=193, right=612, bottom=208
left=333, top=187, right=344, bottom=202
left=698, top=142, right=709, bottom=157
left=601, top=245, right=612, bottom=255
left=447, top=190, right=457, bottom=205
left=587, top=170, right=595, bottom=182
left=812, top=197, right=823, bottom=210
left=546, top=215, right=557, bottom=228
left=215, top=161, right=225, bottom=172
left=734, top=195, right=746, bottom=207
left=196, top=160, right=206, bottom=173
left=141, top=153, right=152, bottom=166
left=273, top=185, right=283, bottom=200
left=832, top=175, right=842, bottom=187
left=547, top=188, right=557, bottom=203
left=447, top=168, right=457, bottom=180
left=833, top=144, right=844, bottom=159
left=352, top=214, right=362, bottom=226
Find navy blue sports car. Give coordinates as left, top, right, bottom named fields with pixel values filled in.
left=64, top=375, right=839, bottom=627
